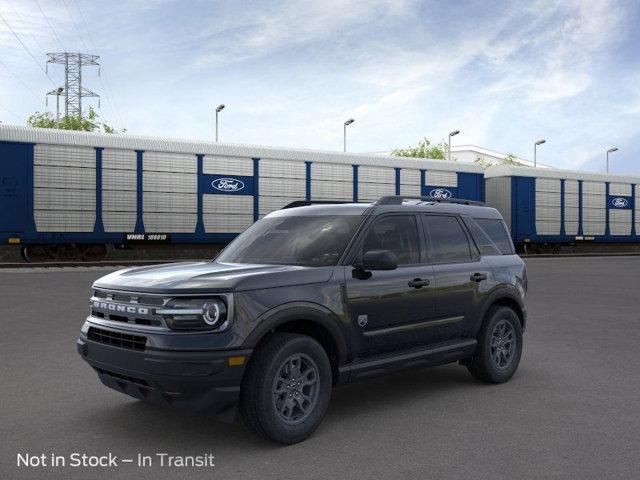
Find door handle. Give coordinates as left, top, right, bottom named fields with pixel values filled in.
left=470, top=272, right=487, bottom=282
left=408, top=278, right=430, bottom=288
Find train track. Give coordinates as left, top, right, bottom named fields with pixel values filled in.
left=2, top=252, right=640, bottom=269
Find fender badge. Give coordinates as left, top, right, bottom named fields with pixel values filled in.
left=357, top=315, right=368, bottom=327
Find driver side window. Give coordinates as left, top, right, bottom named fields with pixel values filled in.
left=361, top=215, right=420, bottom=265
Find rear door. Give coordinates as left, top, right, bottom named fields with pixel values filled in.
left=422, top=214, right=493, bottom=342
left=0, top=142, right=28, bottom=232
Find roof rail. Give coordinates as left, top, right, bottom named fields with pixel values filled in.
left=375, top=196, right=485, bottom=206
left=281, top=200, right=355, bottom=209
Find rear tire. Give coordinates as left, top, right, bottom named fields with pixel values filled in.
left=239, top=333, right=332, bottom=444
left=467, top=306, right=523, bottom=383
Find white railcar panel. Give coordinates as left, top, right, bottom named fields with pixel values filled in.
left=103, top=149, right=136, bottom=170
left=34, top=165, right=95, bottom=190
left=485, top=177, right=511, bottom=232
left=582, top=181, right=606, bottom=195
left=34, top=144, right=95, bottom=168
left=358, top=166, right=395, bottom=184
left=564, top=207, right=579, bottom=235
left=259, top=159, right=306, bottom=179
left=358, top=182, right=396, bottom=202
left=34, top=188, right=95, bottom=211
left=34, top=210, right=95, bottom=232
left=102, top=190, right=136, bottom=211
left=143, top=213, right=197, bottom=232
left=143, top=171, right=196, bottom=193
left=203, top=214, right=253, bottom=233
left=536, top=221, right=560, bottom=235
left=259, top=177, right=306, bottom=197
left=203, top=194, right=253, bottom=214
left=400, top=183, right=421, bottom=197
left=609, top=183, right=632, bottom=196
left=582, top=221, right=605, bottom=235
left=425, top=170, right=457, bottom=187
left=564, top=193, right=579, bottom=209
left=103, top=169, right=136, bottom=191
left=310, top=179, right=352, bottom=200
left=535, top=191, right=561, bottom=207
left=103, top=211, right=137, bottom=232
left=401, top=169, right=421, bottom=186
left=143, top=151, right=197, bottom=173
left=203, top=156, right=254, bottom=176
left=609, top=209, right=632, bottom=235
left=311, top=163, right=353, bottom=182
left=259, top=196, right=298, bottom=215
left=535, top=178, right=561, bottom=193
left=564, top=180, right=579, bottom=194
left=143, top=192, right=197, bottom=213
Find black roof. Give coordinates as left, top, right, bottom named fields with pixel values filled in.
left=270, top=197, right=503, bottom=219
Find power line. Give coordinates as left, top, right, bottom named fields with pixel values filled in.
left=33, top=0, right=66, bottom=52
left=69, top=0, right=126, bottom=128
left=0, top=12, right=57, bottom=88
left=0, top=57, right=46, bottom=105
left=0, top=102, right=23, bottom=122
left=60, top=0, right=90, bottom=52
left=5, top=0, right=65, bottom=86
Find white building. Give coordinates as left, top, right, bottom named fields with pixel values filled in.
left=450, top=144, right=552, bottom=169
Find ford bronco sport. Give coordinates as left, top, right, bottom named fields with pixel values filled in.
left=78, top=196, right=527, bottom=444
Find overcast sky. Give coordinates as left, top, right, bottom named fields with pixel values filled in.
left=1, top=0, right=639, bottom=173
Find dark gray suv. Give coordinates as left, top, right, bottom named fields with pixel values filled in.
left=78, top=196, right=527, bottom=444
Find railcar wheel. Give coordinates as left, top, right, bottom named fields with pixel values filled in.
left=22, top=245, right=49, bottom=263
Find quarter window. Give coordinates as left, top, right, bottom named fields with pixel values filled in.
left=361, top=215, right=420, bottom=265
left=475, top=218, right=515, bottom=255
left=423, top=215, right=472, bottom=263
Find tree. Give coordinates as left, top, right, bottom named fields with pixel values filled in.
left=391, top=138, right=449, bottom=160
left=27, top=106, right=124, bottom=133
left=474, top=152, right=523, bottom=168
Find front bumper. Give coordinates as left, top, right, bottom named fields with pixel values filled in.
left=77, top=328, right=251, bottom=421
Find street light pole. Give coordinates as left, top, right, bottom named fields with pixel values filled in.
left=55, top=87, right=64, bottom=128
left=606, top=147, right=618, bottom=173
left=215, top=104, right=225, bottom=142
left=448, top=130, right=460, bottom=161
left=534, top=139, right=546, bottom=167
left=343, top=118, right=355, bottom=152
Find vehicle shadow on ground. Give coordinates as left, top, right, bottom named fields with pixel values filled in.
left=80, top=362, right=512, bottom=450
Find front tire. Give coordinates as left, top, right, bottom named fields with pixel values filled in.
left=239, top=333, right=332, bottom=444
left=467, top=306, right=523, bottom=383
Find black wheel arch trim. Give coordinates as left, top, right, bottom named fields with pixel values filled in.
left=242, top=302, right=350, bottom=367
left=477, top=286, right=526, bottom=333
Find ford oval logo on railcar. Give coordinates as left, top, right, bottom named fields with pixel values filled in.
left=429, top=188, right=453, bottom=199
left=611, top=197, right=629, bottom=208
left=211, top=178, right=245, bottom=192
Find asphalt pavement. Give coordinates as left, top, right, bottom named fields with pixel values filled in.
left=1, top=257, right=639, bottom=479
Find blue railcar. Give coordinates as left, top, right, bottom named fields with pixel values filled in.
left=485, top=165, right=640, bottom=253
left=0, top=125, right=485, bottom=261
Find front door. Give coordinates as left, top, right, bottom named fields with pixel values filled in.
left=344, top=214, right=436, bottom=357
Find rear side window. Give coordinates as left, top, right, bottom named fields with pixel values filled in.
left=463, top=217, right=502, bottom=256
left=361, top=215, right=420, bottom=265
left=423, top=215, right=472, bottom=264
left=475, top=218, right=515, bottom=255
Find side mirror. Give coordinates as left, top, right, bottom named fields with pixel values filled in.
left=359, top=249, right=398, bottom=271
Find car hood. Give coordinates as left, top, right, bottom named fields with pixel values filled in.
left=93, top=261, right=335, bottom=294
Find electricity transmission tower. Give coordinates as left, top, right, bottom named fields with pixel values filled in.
left=46, top=53, right=100, bottom=118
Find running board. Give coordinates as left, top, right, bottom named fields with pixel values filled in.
left=338, top=339, right=477, bottom=383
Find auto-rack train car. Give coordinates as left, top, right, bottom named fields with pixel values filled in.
left=485, top=165, right=640, bottom=254
left=0, top=125, right=485, bottom=262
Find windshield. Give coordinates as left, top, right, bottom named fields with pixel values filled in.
left=216, top=215, right=364, bottom=267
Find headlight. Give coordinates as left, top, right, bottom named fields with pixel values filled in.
left=157, top=297, right=229, bottom=331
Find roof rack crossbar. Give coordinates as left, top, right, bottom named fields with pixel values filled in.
left=375, top=196, right=485, bottom=206
left=281, top=200, right=355, bottom=209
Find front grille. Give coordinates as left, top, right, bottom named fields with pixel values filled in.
left=90, top=289, right=167, bottom=328
left=88, top=327, right=147, bottom=351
